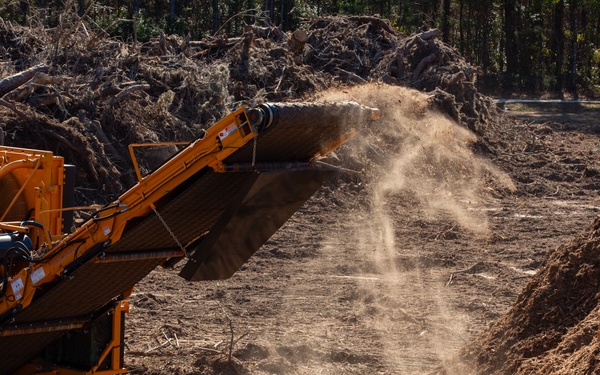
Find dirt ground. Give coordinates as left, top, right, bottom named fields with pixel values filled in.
left=123, top=89, right=600, bottom=374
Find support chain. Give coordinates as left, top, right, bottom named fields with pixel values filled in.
left=151, top=205, right=189, bottom=258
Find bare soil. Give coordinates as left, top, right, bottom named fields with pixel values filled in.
left=124, top=95, right=600, bottom=374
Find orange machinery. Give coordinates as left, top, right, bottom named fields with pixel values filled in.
left=0, top=102, right=379, bottom=374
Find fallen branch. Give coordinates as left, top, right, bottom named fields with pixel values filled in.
left=251, top=25, right=285, bottom=40
left=446, top=262, right=486, bottom=286
left=144, top=339, right=171, bottom=353
left=348, top=16, right=397, bottom=35
left=335, top=68, right=368, bottom=84
left=196, top=346, right=224, bottom=354
left=144, top=330, right=181, bottom=353
left=0, top=65, right=48, bottom=98
left=26, top=93, right=59, bottom=108
left=218, top=303, right=248, bottom=364
left=232, top=332, right=249, bottom=347
left=110, top=84, right=151, bottom=105
left=162, top=329, right=174, bottom=347
left=274, top=67, right=286, bottom=92
left=228, top=317, right=234, bottom=362
left=419, top=28, right=442, bottom=40
left=0, top=98, right=33, bottom=122
left=188, top=38, right=241, bottom=50
left=6, top=74, right=68, bottom=103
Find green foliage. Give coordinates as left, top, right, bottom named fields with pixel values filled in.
left=134, top=13, right=163, bottom=41
left=0, top=0, right=27, bottom=24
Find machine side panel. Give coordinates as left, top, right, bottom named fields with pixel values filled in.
left=14, top=259, right=161, bottom=323
left=180, top=168, right=337, bottom=280
left=107, top=171, right=258, bottom=253
left=0, top=331, right=63, bottom=375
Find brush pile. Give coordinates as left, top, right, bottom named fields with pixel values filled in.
left=0, top=15, right=493, bottom=201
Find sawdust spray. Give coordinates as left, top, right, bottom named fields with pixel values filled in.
left=314, top=84, right=513, bottom=373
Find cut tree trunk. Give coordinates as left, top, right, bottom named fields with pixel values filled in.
left=0, top=65, right=48, bottom=98
left=288, top=28, right=308, bottom=54
left=241, top=29, right=255, bottom=60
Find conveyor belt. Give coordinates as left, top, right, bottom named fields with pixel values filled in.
left=228, top=101, right=369, bottom=163
left=0, top=101, right=376, bottom=374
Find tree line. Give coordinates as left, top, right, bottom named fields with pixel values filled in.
left=1, top=0, right=599, bottom=96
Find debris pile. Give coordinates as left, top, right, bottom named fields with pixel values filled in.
left=0, top=15, right=494, bottom=201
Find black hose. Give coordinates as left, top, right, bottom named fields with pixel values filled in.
left=0, top=255, right=9, bottom=299
left=90, top=203, right=128, bottom=222
left=0, top=232, right=33, bottom=299
left=0, top=242, right=32, bottom=299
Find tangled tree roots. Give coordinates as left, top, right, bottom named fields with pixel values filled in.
left=0, top=15, right=496, bottom=202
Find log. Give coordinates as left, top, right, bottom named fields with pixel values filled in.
left=287, top=28, right=308, bottom=54
left=419, top=28, right=442, bottom=41
left=0, top=65, right=48, bottom=98
left=251, top=26, right=285, bottom=41
left=4, top=73, right=65, bottom=102
left=109, top=84, right=151, bottom=106
left=188, top=38, right=240, bottom=50
left=0, top=98, right=32, bottom=122
left=26, top=93, right=59, bottom=108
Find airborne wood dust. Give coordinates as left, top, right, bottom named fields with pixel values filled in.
left=124, top=85, right=516, bottom=375
left=309, top=84, right=515, bottom=373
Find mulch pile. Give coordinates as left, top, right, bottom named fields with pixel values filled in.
left=457, top=216, right=600, bottom=374
left=0, top=15, right=493, bottom=202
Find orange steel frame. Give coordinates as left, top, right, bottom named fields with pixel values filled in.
left=0, top=107, right=256, bottom=319
left=0, top=105, right=362, bottom=374
left=13, top=300, right=129, bottom=375
left=0, top=147, right=65, bottom=243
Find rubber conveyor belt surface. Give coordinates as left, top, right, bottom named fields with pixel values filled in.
left=0, top=101, right=375, bottom=374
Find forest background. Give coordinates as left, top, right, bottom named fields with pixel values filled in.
left=1, top=0, right=599, bottom=97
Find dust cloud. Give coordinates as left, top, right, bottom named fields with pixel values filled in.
left=313, top=84, right=512, bottom=373
left=317, top=84, right=512, bottom=235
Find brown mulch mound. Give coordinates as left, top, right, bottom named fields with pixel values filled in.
left=454, top=216, right=600, bottom=374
